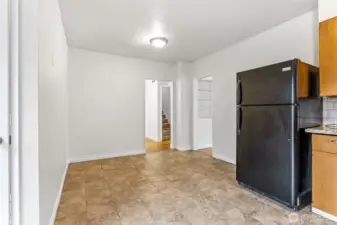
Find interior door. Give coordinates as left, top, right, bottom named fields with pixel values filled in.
left=237, top=105, right=297, bottom=206
left=237, top=60, right=296, bottom=106
left=0, top=0, right=10, bottom=224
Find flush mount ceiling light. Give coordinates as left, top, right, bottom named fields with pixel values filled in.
left=149, top=37, right=168, bottom=48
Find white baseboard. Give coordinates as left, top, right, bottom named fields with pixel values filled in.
left=68, top=150, right=145, bottom=163
left=49, top=163, right=69, bottom=225
left=176, top=146, right=192, bottom=151
left=213, top=153, right=236, bottom=165
left=146, top=136, right=160, bottom=142
left=194, top=144, right=212, bottom=150
left=312, top=207, right=337, bottom=222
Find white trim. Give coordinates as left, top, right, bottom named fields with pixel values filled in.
left=9, top=0, right=20, bottom=223
left=49, top=163, right=68, bottom=225
left=68, top=150, right=145, bottom=163
left=169, top=82, right=175, bottom=149
left=312, top=207, right=337, bottom=222
left=213, top=153, right=236, bottom=165
left=176, top=146, right=191, bottom=151
left=1, top=0, right=12, bottom=224
left=192, top=78, right=198, bottom=150
left=194, top=144, right=212, bottom=150
left=158, top=83, right=162, bottom=141
left=145, top=136, right=160, bottom=142
left=145, top=80, right=175, bottom=149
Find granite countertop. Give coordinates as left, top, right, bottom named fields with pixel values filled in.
left=305, top=126, right=337, bottom=136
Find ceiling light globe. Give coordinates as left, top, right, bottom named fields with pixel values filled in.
left=150, top=37, right=168, bottom=48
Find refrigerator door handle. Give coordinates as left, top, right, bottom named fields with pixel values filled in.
left=237, top=80, right=242, bottom=105
left=237, top=107, right=242, bottom=134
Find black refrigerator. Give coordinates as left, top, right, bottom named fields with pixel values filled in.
left=236, top=59, right=322, bottom=210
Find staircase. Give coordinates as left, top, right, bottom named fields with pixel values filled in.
left=162, top=111, right=171, bottom=141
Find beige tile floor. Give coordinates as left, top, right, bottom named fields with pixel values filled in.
left=55, top=150, right=336, bottom=225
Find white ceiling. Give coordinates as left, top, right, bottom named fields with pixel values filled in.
left=59, top=0, right=317, bottom=62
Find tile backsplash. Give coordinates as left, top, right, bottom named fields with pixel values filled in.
left=323, top=97, right=337, bottom=125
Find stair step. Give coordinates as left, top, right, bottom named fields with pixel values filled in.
left=162, top=111, right=170, bottom=140
left=163, top=123, right=170, bottom=129
left=163, top=136, right=170, bottom=141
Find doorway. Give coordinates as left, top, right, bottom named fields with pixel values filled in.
left=145, top=80, right=174, bottom=153
left=193, top=76, right=213, bottom=156
left=0, top=0, right=11, bottom=224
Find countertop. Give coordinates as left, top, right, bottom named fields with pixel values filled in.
left=305, top=126, right=337, bottom=136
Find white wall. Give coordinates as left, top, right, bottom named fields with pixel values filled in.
left=175, top=62, right=193, bottom=150
left=68, top=48, right=175, bottom=161
left=145, top=80, right=160, bottom=141
left=20, top=0, right=69, bottom=224
left=20, top=0, right=40, bottom=224
left=319, top=0, right=337, bottom=22
left=193, top=11, right=319, bottom=164
left=38, top=0, right=69, bottom=224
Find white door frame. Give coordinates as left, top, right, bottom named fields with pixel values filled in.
left=6, top=0, right=19, bottom=224
left=192, top=78, right=199, bottom=150
left=0, top=0, right=11, bottom=224
left=144, top=80, right=176, bottom=149
left=10, top=0, right=19, bottom=223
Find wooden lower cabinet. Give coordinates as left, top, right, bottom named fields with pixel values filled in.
left=312, top=150, right=337, bottom=216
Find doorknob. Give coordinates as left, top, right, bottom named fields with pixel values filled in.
left=0, top=137, right=3, bottom=145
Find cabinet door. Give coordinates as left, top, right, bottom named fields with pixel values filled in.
left=312, top=151, right=337, bottom=215
left=320, top=17, right=337, bottom=96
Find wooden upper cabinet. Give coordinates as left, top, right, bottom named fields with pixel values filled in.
left=320, top=16, right=337, bottom=96
left=297, top=60, right=310, bottom=98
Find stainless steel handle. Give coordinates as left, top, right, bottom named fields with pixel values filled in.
left=0, top=137, right=3, bottom=145
left=330, top=140, right=337, bottom=144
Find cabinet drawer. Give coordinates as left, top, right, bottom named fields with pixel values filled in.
left=312, top=134, right=337, bottom=154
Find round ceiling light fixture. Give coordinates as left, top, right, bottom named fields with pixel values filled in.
left=149, top=37, right=168, bottom=48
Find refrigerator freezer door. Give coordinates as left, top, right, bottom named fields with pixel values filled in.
left=237, top=60, right=296, bottom=106
left=237, top=105, right=297, bottom=207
